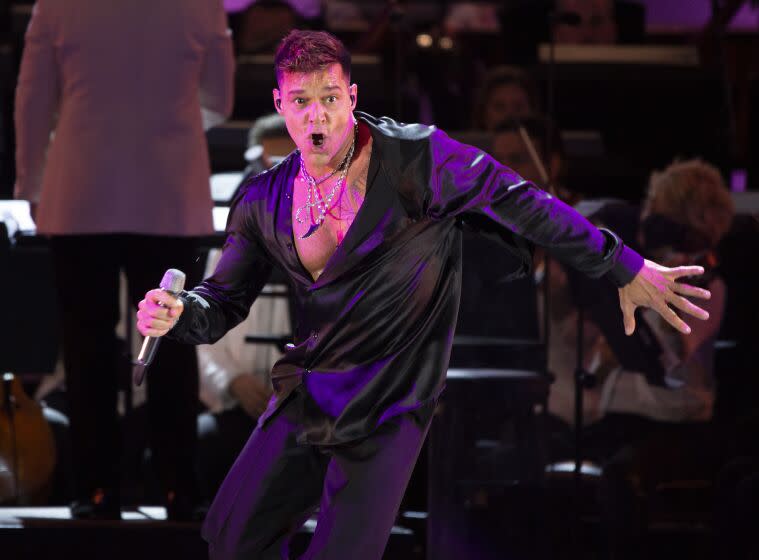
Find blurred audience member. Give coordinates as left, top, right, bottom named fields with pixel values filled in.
left=599, top=160, right=733, bottom=424
left=14, top=0, right=234, bottom=520
left=591, top=159, right=734, bottom=559
left=230, top=0, right=322, bottom=53
left=553, top=0, right=618, bottom=45
left=225, top=0, right=320, bottom=19
left=444, top=2, right=501, bottom=33
left=471, top=66, right=539, bottom=131
left=499, top=0, right=644, bottom=64
left=490, top=116, right=567, bottom=198
left=242, top=112, right=295, bottom=179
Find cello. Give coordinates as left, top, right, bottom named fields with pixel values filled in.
left=0, top=372, right=57, bottom=505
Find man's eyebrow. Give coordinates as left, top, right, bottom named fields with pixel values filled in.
left=286, top=85, right=341, bottom=96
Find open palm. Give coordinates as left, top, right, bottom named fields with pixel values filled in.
left=618, top=259, right=712, bottom=335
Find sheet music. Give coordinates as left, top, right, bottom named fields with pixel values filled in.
left=0, top=200, right=36, bottom=235
left=538, top=44, right=699, bottom=66
left=212, top=206, right=230, bottom=233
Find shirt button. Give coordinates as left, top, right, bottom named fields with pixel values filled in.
left=311, top=331, right=318, bottom=340
left=305, top=368, right=312, bottom=375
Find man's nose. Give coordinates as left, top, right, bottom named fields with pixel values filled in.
left=307, top=102, right=327, bottom=123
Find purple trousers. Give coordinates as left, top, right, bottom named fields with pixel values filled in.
left=201, top=391, right=432, bottom=560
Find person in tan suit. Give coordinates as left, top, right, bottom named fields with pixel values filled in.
left=14, top=0, right=234, bottom=520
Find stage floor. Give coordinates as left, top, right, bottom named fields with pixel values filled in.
left=0, top=507, right=422, bottom=559
left=0, top=505, right=175, bottom=526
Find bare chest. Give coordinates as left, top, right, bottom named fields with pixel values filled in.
left=292, top=157, right=370, bottom=280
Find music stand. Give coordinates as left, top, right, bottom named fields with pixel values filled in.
left=0, top=205, right=58, bottom=375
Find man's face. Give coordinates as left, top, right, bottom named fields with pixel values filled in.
left=273, top=63, right=357, bottom=165
left=554, top=0, right=617, bottom=44
left=484, top=84, right=531, bottom=131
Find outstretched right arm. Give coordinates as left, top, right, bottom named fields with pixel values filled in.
left=137, top=193, right=273, bottom=344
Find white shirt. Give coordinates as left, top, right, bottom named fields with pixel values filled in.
left=600, top=276, right=726, bottom=423
left=197, top=249, right=291, bottom=413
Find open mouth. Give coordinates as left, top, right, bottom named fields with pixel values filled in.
left=311, top=133, right=325, bottom=147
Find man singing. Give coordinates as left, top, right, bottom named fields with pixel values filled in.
left=137, top=30, right=711, bottom=559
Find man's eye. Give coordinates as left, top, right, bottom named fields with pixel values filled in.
left=326, top=96, right=337, bottom=103
left=295, top=98, right=305, bottom=105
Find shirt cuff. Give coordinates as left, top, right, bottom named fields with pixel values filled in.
left=602, top=229, right=644, bottom=287
left=166, top=290, right=199, bottom=340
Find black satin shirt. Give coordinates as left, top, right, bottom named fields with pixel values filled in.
left=171, top=113, right=643, bottom=445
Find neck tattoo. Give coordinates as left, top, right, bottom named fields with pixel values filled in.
left=295, top=123, right=358, bottom=239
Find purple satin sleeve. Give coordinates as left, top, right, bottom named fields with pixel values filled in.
left=425, top=128, right=643, bottom=286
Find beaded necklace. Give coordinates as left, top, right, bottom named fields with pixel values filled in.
left=295, top=124, right=357, bottom=239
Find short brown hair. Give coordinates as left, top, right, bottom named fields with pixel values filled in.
left=274, top=30, right=351, bottom=86
left=472, top=65, right=539, bottom=129
left=645, top=159, right=734, bottom=248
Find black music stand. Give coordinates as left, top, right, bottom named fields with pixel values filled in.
left=451, top=229, right=543, bottom=371
left=0, top=216, right=58, bottom=375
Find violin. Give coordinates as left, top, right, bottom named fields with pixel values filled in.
left=0, top=372, right=57, bottom=505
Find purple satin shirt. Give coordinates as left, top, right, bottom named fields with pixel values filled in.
left=171, top=113, right=643, bottom=445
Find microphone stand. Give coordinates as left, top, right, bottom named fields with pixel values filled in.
left=544, top=8, right=587, bottom=556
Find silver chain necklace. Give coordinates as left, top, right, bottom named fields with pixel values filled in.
left=295, top=124, right=357, bottom=239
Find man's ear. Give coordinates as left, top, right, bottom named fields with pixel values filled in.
left=349, top=83, right=358, bottom=110
left=273, top=89, right=283, bottom=113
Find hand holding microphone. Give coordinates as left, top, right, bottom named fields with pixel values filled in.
left=134, top=268, right=186, bottom=385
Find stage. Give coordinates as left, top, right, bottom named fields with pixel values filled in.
left=0, top=507, right=423, bottom=560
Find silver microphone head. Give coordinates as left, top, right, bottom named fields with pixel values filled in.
left=160, top=268, right=186, bottom=295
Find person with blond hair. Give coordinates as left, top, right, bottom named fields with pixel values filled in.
left=594, top=159, right=734, bottom=560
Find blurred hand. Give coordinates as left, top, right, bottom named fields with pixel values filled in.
left=618, top=259, right=711, bottom=336
left=136, top=288, right=184, bottom=337
left=229, top=375, right=273, bottom=418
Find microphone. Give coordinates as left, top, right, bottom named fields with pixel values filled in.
left=132, top=268, right=186, bottom=386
